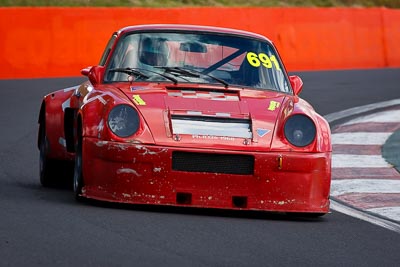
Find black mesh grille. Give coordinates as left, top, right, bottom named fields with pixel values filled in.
left=172, top=151, right=254, bottom=175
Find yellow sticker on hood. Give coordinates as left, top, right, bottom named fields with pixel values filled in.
left=268, top=100, right=280, bottom=111
left=133, top=95, right=146, bottom=106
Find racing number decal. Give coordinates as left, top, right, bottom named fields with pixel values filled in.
left=246, top=52, right=281, bottom=71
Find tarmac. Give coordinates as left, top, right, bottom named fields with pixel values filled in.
left=328, top=99, right=400, bottom=223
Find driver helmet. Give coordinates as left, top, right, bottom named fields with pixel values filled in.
left=139, top=37, right=169, bottom=66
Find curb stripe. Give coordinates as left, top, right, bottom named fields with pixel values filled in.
left=342, top=109, right=400, bottom=125
left=331, top=179, right=400, bottom=196
left=332, top=144, right=382, bottom=155
left=326, top=99, right=400, bottom=228
left=332, top=132, right=392, bottom=145
left=332, top=154, right=391, bottom=168
left=324, top=99, right=400, bottom=124
left=367, top=207, right=400, bottom=222
left=333, top=193, right=400, bottom=209
left=333, top=122, right=400, bottom=133
left=332, top=167, right=400, bottom=179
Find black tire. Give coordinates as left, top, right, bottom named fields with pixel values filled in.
left=39, top=123, right=57, bottom=187
left=73, top=132, right=84, bottom=200
left=39, top=122, right=74, bottom=188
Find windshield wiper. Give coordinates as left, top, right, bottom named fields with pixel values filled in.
left=109, top=67, right=178, bottom=84
left=177, top=67, right=229, bottom=88
left=155, top=66, right=199, bottom=77
left=109, top=68, right=149, bottom=78
left=156, top=66, right=229, bottom=88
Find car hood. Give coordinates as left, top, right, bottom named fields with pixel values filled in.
left=118, top=83, right=290, bottom=151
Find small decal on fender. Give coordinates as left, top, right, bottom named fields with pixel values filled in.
left=256, top=129, right=271, bottom=137
left=133, top=95, right=146, bottom=106
left=268, top=100, right=280, bottom=111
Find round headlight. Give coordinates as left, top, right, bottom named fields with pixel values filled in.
left=107, top=105, right=140, bottom=137
left=284, top=114, right=316, bottom=147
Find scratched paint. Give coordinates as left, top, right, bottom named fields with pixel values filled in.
left=83, top=91, right=110, bottom=105
left=59, top=137, right=66, bottom=147
left=114, top=144, right=128, bottom=151
left=97, top=119, right=104, bottom=132
left=261, top=199, right=297, bottom=205
left=134, top=145, right=167, bottom=155
left=96, top=141, right=108, bottom=147
left=117, top=168, right=141, bottom=176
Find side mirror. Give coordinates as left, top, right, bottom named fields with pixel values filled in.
left=289, top=75, right=303, bottom=96
left=81, top=66, right=105, bottom=85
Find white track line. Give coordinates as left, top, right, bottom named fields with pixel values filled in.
left=330, top=200, right=400, bottom=234
left=367, top=207, right=400, bottom=222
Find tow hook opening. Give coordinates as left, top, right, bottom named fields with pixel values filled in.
left=176, top=192, right=192, bottom=205
left=232, top=196, right=247, bottom=208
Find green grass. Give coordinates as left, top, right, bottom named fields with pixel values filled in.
left=0, top=0, right=399, bottom=8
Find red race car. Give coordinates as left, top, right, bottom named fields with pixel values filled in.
left=38, top=24, right=331, bottom=216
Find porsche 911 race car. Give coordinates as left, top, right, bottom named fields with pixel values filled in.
left=38, top=24, right=331, bottom=216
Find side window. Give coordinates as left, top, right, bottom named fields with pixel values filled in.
left=99, top=34, right=117, bottom=66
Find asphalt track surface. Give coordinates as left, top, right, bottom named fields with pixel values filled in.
left=1, top=68, right=400, bottom=266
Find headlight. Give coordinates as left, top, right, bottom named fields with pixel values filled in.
left=107, top=105, right=140, bottom=137
left=284, top=114, right=316, bottom=147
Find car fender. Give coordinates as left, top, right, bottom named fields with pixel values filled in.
left=270, top=97, right=331, bottom=153
left=40, top=86, right=79, bottom=160
left=78, top=86, right=155, bottom=144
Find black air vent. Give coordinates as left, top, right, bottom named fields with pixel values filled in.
left=172, top=151, right=254, bottom=175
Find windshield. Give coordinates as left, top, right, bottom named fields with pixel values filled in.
left=105, top=31, right=290, bottom=93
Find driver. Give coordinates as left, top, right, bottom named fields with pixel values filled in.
left=139, top=37, right=169, bottom=67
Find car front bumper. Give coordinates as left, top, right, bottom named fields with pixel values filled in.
left=81, top=137, right=331, bottom=213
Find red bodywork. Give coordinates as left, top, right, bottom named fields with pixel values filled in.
left=39, top=25, right=331, bottom=214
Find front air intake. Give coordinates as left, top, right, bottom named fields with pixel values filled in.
left=172, top=151, right=254, bottom=175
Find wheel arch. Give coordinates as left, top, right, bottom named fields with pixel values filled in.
left=37, top=100, right=46, bottom=149
left=64, top=107, right=78, bottom=153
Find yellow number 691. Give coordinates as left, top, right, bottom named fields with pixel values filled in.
left=246, top=52, right=281, bottom=71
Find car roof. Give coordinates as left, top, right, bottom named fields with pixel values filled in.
left=117, top=24, right=273, bottom=43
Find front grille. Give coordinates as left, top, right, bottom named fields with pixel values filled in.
left=172, top=151, right=254, bottom=175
